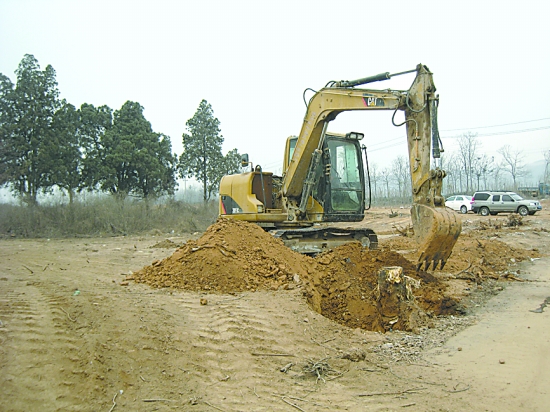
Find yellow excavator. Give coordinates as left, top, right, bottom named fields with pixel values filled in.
left=219, top=64, right=461, bottom=270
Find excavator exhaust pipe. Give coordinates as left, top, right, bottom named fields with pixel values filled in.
left=411, top=204, right=462, bottom=271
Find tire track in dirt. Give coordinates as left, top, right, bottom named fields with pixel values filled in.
left=176, top=293, right=296, bottom=378
left=60, top=284, right=188, bottom=406
left=169, top=294, right=298, bottom=393
left=0, top=277, right=92, bottom=412
left=159, top=291, right=366, bottom=410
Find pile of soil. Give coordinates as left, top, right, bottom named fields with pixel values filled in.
left=384, top=229, right=541, bottom=276
left=135, top=219, right=311, bottom=293
left=134, top=219, right=461, bottom=333
left=150, top=239, right=181, bottom=248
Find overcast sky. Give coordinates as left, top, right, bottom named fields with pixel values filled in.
left=1, top=0, right=549, bottom=178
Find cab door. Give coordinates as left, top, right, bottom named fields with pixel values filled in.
left=322, top=137, right=365, bottom=220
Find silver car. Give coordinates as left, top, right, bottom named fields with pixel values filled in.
left=445, top=195, right=473, bottom=214
left=471, top=191, right=542, bottom=216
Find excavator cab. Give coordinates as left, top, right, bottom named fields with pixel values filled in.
left=284, top=133, right=365, bottom=222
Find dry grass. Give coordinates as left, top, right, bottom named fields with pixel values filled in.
left=0, top=198, right=219, bottom=238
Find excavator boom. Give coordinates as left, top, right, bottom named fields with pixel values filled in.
left=281, top=64, right=461, bottom=269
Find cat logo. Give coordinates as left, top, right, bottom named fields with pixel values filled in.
left=363, top=94, right=384, bottom=107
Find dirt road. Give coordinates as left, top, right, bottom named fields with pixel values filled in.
left=1, top=207, right=548, bottom=411
left=426, top=258, right=550, bottom=410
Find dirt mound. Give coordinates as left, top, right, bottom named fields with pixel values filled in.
left=150, top=239, right=180, bottom=248
left=444, top=231, right=540, bottom=273
left=134, top=218, right=311, bottom=293
left=134, top=219, right=458, bottom=333
left=384, top=230, right=541, bottom=276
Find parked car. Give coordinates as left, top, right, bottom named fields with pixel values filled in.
left=471, top=191, right=542, bottom=216
left=445, top=195, right=473, bottom=214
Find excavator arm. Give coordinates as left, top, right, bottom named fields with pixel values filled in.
left=404, top=66, right=461, bottom=270
left=282, top=64, right=461, bottom=270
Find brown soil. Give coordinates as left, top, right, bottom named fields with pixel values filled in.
left=134, top=216, right=540, bottom=334
left=2, top=205, right=549, bottom=411
left=135, top=219, right=311, bottom=293
left=384, top=228, right=540, bottom=277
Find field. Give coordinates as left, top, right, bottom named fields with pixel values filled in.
left=1, top=205, right=549, bottom=411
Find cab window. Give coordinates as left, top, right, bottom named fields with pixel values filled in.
left=287, top=138, right=297, bottom=168
left=492, top=195, right=500, bottom=201
left=502, top=195, right=513, bottom=202
left=327, top=139, right=362, bottom=211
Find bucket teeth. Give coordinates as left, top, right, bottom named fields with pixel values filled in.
left=418, top=258, right=446, bottom=272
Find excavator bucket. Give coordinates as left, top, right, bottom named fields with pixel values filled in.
left=411, top=204, right=462, bottom=271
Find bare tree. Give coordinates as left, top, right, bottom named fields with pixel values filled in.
left=442, top=153, right=462, bottom=194
left=457, top=132, right=480, bottom=192
left=490, top=161, right=505, bottom=190
left=498, top=145, right=526, bottom=190
left=544, top=150, right=550, bottom=188
left=391, top=156, right=409, bottom=199
left=471, top=154, right=493, bottom=191
left=367, top=162, right=379, bottom=201
left=380, top=168, right=392, bottom=199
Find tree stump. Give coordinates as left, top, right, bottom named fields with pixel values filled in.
left=376, top=266, right=417, bottom=331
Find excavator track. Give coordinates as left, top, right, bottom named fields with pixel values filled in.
left=271, top=227, right=378, bottom=255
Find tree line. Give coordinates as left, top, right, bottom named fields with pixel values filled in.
left=0, top=54, right=241, bottom=205
left=441, top=132, right=545, bottom=195
left=368, top=132, right=548, bottom=202
left=2, top=55, right=546, bottom=208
